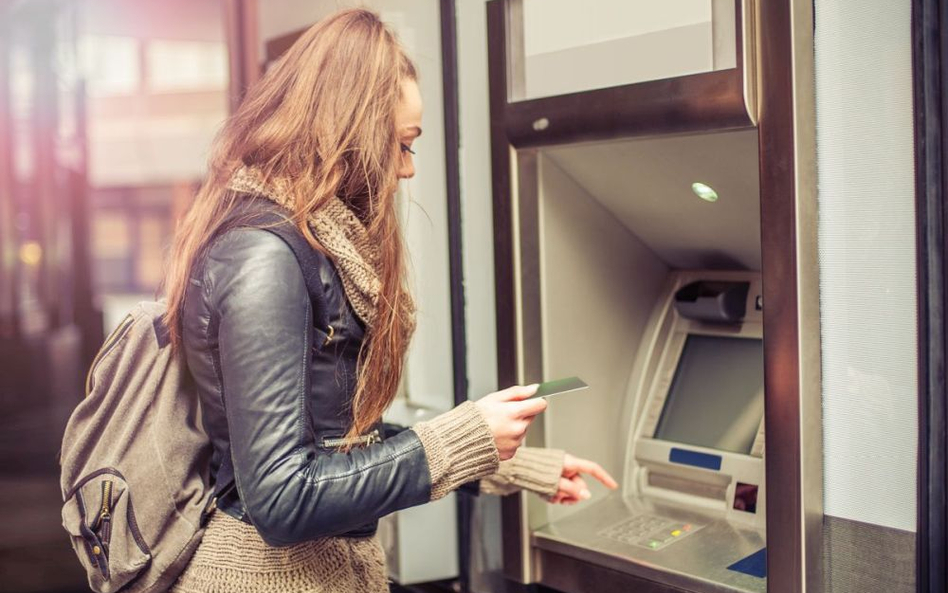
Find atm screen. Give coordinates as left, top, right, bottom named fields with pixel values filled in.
left=654, top=334, right=764, bottom=454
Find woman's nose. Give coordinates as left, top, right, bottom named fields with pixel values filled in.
left=397, top=162, right=415, bottom=180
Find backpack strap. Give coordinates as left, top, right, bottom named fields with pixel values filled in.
left=222, top=198, right=331, bottom=332
left=203, top=196, right=332, bottom=518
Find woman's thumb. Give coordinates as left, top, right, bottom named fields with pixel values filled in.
left=558, top=476, right=591, bottom=501
left=557, top=477, right=583, bottom=500
left=496, top=384, right=539, bottom=401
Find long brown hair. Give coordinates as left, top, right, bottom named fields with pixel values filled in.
left=162, top=9, right=417, bottom=441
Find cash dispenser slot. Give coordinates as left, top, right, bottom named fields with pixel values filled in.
left=674, top=281, right=750, bottom=324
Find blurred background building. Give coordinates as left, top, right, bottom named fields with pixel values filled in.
left=0, top=1, right=236, bottom=591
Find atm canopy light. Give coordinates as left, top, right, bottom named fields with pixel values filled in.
left=691, top=182, right=719, bottom=203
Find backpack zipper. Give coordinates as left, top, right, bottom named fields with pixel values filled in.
left=95, top=480, right=113, bottom=554
left=322, top=429, right=381, bottom=448
left=99, top=480, right=112, bottom=523
left=67, top=468, right=150, bottom=556
left=88, top=479, right=113, bottom=571
left=84, top=314, right=135, bottom=396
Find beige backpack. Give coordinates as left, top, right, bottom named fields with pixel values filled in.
left=59, top=301, right=218, bottom=593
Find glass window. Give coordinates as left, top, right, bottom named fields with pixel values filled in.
left=516, top=0, right=737, bottom=100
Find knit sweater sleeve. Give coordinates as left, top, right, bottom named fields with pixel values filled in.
left=411, top=401, right=500, bottom=500
left=480, top=447, right=565, bottom=498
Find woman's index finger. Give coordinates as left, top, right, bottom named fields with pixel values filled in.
left=578, top=459, right=619, bottom=489
left=513, top=396, right=548, bottom=418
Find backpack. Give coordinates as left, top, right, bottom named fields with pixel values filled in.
left=59, top=202, right=330, bottom=593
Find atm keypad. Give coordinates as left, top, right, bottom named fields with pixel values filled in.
left=599, top=514, right=701, bottom=551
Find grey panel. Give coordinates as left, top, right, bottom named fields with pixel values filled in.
left=523, top=23, right=716, bottom=100
left=823, top=515, right=915, bottom=593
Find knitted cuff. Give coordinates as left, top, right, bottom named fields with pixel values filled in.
left=412, top=401, right=500, bottom=501
left=480, top=447, right=565, bottom=498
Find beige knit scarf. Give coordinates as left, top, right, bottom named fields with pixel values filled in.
left=227, top=166, right=414, bottom=330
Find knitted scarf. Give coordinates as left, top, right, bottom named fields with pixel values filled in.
left=227, top=166, right=415, bottom=332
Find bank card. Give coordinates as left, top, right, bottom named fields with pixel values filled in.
left=531, top=376, right=588, bottom=399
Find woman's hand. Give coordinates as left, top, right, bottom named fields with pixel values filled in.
left=475, top=385, right=547, bottom=461
left=548, top=454, right=618, bottom=505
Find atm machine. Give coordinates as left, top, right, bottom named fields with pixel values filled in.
left=533, top=271, right=767, bottom=593
left=480, top=0, right=827, bottom=590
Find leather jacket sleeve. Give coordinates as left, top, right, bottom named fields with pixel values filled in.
left=202, top=229, right=432, bottom=546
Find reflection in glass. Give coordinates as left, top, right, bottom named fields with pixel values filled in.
left=518, top=0, right=737, bottom=100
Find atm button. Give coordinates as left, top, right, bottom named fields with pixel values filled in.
left=683, top=524, right=693, bottom=531
left=671, top=530, right=682, bottom=537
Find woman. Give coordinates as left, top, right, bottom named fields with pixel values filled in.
left=162, top=9, right=615, bottom=592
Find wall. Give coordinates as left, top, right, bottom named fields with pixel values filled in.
left=815, top=0, right=917, bottom=534
left=815, top=0, right=917, bottom=589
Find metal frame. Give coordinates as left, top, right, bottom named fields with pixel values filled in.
left=912, top=0, right=948, bottom=591
left=437, top=1, right=476, bottom=591
left=487, top=1, right=821, bottom=590
left=496, top=1, right=755, bottom=148
left=486, top=5, right=525, bottom=580
left=757, top=1, right=822, bottom=591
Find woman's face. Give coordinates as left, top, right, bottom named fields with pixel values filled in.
left=395, top=79, right=423, bottom=180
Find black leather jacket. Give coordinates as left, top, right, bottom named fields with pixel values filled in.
left=181, top=214, right=432, bottom=546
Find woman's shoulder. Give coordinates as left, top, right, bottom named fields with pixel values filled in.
left=202, top=227, right=309, bottom=302
left=206, top=226, right=296, bottom=265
